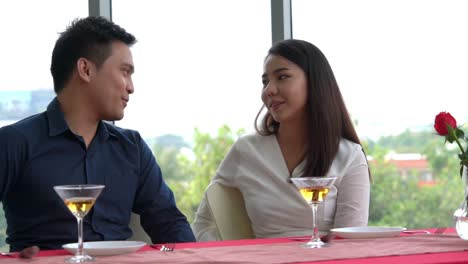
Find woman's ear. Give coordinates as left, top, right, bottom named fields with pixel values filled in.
left=76, top=58, right=95, bottom=83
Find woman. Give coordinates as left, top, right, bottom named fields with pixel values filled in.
left=192, top=39, right=370, bottom=241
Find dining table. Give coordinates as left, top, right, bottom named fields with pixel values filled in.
left=1, top=228, right=467, bottom=264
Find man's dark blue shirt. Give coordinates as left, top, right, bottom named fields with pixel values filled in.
left=0, top=98, right=195, bottom=251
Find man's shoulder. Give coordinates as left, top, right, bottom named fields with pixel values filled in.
left=103, top=122, right=144, bottom=144
left=0, top=112, right=46, bottom=140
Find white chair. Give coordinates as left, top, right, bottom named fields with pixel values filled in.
left=205, top=182, right=255, bottom=240
left=128, top=213, right=152, bottom=244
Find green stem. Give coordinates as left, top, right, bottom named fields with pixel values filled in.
left=454, top=137, right=466, bottom=156
left=447, top=125, right=465, bottom=157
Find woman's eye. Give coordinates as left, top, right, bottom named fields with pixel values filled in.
left=278, top=75, right=289, bottom=80
left=262, top=79, right=269, bottom=87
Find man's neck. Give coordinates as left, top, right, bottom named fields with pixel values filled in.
left=57, top=90, right=99, bottom=148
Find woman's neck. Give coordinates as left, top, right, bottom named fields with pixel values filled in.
left=276, top=118, right=309, bottom=174
left=277, top=116, right=309, bottom=147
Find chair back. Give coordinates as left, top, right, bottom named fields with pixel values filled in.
left=206, top=182, right=255, bottom=240
left=128, top=213, right=152, bottom=244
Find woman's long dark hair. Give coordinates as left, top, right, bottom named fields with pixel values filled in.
left=255, top=39, right=366, bottom=177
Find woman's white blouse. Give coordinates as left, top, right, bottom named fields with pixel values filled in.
left=192, top=133, right=370, bottom=241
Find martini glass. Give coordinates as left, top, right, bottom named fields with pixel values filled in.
left=290, top=176, right=337, bottom=248
left=54, top=185, right=105, bottom=262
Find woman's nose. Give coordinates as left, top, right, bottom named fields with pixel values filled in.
left=265, top=82, right=278, bottom=96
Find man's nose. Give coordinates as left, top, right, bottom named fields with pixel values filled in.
left=127, top=80, right=134, bottom=94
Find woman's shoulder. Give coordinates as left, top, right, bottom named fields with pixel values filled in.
left=236, top=132, right=275, bottom=147
left=328, top=139, right=367, bottom=177
left=338, top=138, right=363, bottom=154
left=228, top=132, right=277, bottom=159
left=334, top=138, right=366, bottom=165
left=216, top=133, right=276, bottom=182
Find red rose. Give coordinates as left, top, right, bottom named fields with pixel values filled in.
left=434, top=111, right=467, bottom=177
left=434, top=112, right=457, bottom=136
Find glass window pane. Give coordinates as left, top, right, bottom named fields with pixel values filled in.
left=0, top=1, right=88, bottom=250
left=293, top=0, right=468, bottom=229
left=292, top=0, right=468, bottom=139
left=113, top=1, right=271, bottom=140
left=112, top=0, right=271, bottom=222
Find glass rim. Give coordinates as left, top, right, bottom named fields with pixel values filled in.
left=53, top=184, right=105, bottom=190
left=291, top=176, right=337, bottom=180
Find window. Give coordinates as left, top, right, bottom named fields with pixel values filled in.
left=112, top=0, right=272, bottom=222
left=112, top=0, right=272, bottom=141
left=293, top=0, right=468, bottom=228
left=292, top=0, right=468, bottom=139
left=0, top=1, right=88, bottom=250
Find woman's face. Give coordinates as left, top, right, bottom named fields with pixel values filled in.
left=261, top=54, right=308, bottom=124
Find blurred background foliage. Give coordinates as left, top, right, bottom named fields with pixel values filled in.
left=157, top=126, right=464, bottom=228
left=0, top=125, right=464, bottom=250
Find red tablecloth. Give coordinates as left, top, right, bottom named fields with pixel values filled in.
left=1, top=228, right=467, bottom=264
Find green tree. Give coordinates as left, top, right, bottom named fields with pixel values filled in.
left=154, top=134, right=190, bottom=150
left=367, top=140, right=464, bottom=229
left=153, top=145, right=188, bottom=182
left=161, top=125, right=465, bottom=228
left=174, top=125, right=244, bottom=222
left=0, top=203, right=6, bottom=250
left=369, top=163, right=462, bottom=229
left=377, top=129, right=437, bottom=153
left=423, top=137, right=460, bottom=177
left=151, top=135, right=193, bottom=222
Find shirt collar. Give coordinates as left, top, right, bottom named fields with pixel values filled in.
left=46, top=97, right=118, bottom=140
left=46, top=97, right=69, bottom=137
left=98, top=121, right=119, bottom=140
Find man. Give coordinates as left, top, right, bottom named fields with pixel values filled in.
left=0, top=16, right=195, bottom=251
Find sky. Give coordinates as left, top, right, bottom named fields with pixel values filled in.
left=1, top=0, right=467, bottom=142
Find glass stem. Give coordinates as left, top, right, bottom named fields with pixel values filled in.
left=464, top=193, right=468, bottom=210
left=76, top=217, right=84, bottom=257
left=310, top=203, right=321, bottom=243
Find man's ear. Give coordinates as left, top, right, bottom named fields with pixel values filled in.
left=76, top=58, right=95, bottom=82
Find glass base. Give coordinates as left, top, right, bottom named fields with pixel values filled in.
left=303, top=240, right=330, bottom=248
left=65, top=254, right=95, bottom=263
left=456, top=216, right=468, bottom=240
left=454, top=195, right=468, bottom=240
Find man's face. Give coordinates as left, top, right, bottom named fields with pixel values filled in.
left=89, top=41, right=134, bottom=121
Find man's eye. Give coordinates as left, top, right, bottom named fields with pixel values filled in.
left=262, top=79, right=269, bottom=87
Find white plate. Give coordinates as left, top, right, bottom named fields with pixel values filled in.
left=63, top=241, right=146, bottom=256
left=330, top=226, right=407, bottom=239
